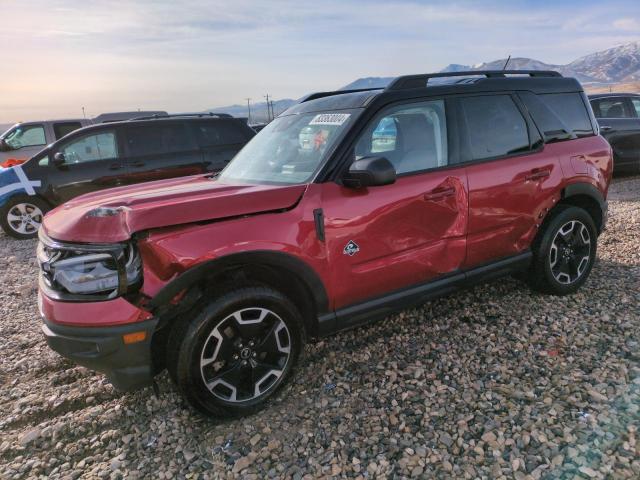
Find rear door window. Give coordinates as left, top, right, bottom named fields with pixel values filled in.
left=539, top=93, right=593, bottom=136
left=53, top=122, right=83, bottom=140
left=126, top=123, right=195, bottom=157
left=460, top=95, right=530, bottom=161
left=193, top=120, right=250, bottom=147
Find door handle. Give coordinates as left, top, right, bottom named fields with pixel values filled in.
left=424, top=187, right=455, bottom=201
left=108, top=163, right=123, bottom=171
left=131, top=161, right=145, bottom=168
left=599, top=125, right=612, bottom=131
left=525, top=169, right=551, bottom=181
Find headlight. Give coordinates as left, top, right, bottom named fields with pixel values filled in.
left=37, top=232, right=142, bottom=300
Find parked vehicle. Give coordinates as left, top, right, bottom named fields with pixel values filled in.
left=589, top=93, right=640, bottom=173
left=38, top=71, right=612, bottom=418
left=0, top=119, right=92, bottom=167
left=0, top=113, right=254, bottom=239
left=0, top=112, right=168, bottom=168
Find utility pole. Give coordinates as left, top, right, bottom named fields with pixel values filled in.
left=264, top=94, right=272, bottom=122
left=245, top=98, right=252, bottom=124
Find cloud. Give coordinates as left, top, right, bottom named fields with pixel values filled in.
left=613, top=18, right=640, bottom=31
left=1, top=0, right=639, bottom=122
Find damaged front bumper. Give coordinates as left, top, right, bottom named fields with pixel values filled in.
left=38, top=291, right=158, bottom=391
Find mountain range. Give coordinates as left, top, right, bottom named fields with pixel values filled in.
left=342, top=41, right=640, bottom=89
left=208, top=41, right=639, bottom=122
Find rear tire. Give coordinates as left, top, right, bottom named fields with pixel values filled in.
left=0, top=195, right=49, bottom=240
left=528, top=205, right=597, bottom=295
left=167, top=286, right=304, bottom=418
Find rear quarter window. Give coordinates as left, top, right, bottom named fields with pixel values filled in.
left=193, top=120, right=253, bottom=147
left=539, top=93, right=593, bottom=137
left=53, top=122, right=83, bottom=140
left=518, top=92, right=573, bottom=143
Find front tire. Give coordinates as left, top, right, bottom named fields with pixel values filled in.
left=168, top=286, right=305, bottom=418
left=528, top=205, right=597, bottom=295
left=0, top=195, right=49, bottom=239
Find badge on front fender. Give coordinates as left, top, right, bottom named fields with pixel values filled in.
left=343, top=240, right=360, bottom=256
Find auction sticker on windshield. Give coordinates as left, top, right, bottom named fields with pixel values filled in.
left=309, top=113, right=351, bottom=126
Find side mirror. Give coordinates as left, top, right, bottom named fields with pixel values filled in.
left=52, top=152, right=66, bottom=165
left=342, top=156, right=396, bottom=188
left=0, top=139, right=10, bottom=152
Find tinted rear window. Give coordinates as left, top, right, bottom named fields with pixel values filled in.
left=519, top=92, right=573, bottom=143
left=126, top=123, right=194, bottom=156
left=193, top=120, right=251, bottom=147
left=590, top=98, right=634, bottom=119
left=460, top=94, right=530, bottom=161
left=539, top=93, right=593, bottom=137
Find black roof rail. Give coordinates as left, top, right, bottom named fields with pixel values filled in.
left=128, top=112, right=233, bottom=121
left=386, top=70, right=563, bottom=91
left=299, top=87, right=382, bottom=103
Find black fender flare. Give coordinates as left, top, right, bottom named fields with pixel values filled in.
left=560, top=182, right=608, bottom=232
left=147, top=250, right=330, bottom=315
left=562, top=182, right=606, bottom=212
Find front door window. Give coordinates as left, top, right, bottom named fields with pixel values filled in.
left=61, top=131, right=118, bottom=163
left=355, top=100, right=448, bottom=173
left=3, top=125, right=46, bottom=150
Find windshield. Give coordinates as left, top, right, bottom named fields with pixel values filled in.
left=218, top=109, right=359, bottom=185
left=0, top=124, right=18, bottom=140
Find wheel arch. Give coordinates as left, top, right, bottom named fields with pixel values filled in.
left=559, top=182, right=606, bottom=233
left=148, top=250, right=330, bottom=337
left=0, top=192, right=53, bottom=211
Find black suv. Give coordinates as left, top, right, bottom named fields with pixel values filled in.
left=589, top=93, right=640, bottom=173
left=0, top=114, right=255, bottom=239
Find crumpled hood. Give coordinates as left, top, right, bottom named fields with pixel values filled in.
left=43, top=174, right=307, bottom=243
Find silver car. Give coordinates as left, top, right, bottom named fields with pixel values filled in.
left=0, top=119, right=91, bottom=166
left=0, top=112, right=167, bottom=167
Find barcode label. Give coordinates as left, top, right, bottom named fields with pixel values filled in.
left=309, top=113, right=351, bottom=126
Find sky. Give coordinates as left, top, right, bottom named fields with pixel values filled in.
left=1, top=0, right=639, bottom=123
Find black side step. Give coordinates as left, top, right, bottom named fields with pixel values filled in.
left=317, top=251, right=532, bottom=336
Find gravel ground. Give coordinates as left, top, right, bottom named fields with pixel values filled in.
left=1, top=176, right=639, bottom=480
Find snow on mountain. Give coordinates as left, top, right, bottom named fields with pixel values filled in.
left=440, top=64, right=470, bottom=72
left=566, top=41, right=640, bottom=82
left=474, top=57, right=559, bottom=71
left=340, top=77, right=395, bottom=90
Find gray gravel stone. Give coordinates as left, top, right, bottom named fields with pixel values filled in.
left=1, top=175, right=639, bottom=479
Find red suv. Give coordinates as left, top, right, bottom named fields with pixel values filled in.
left=38, top=71, right=612, bottom=417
